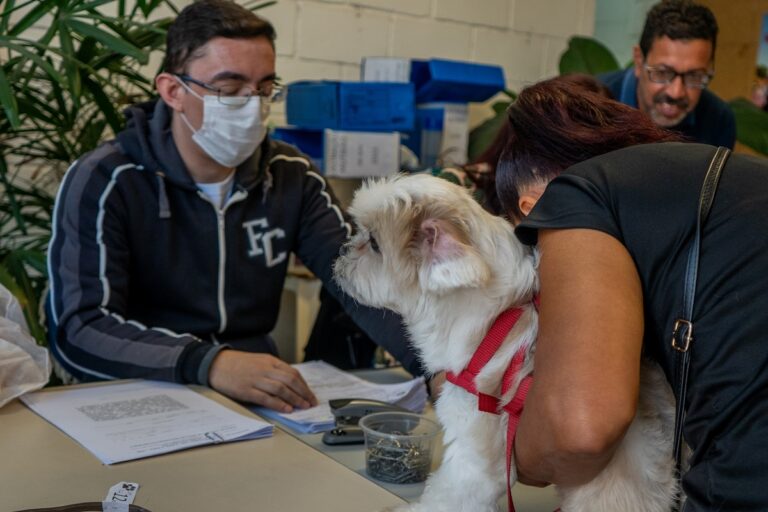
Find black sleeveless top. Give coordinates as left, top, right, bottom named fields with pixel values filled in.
left=517, top=142, right=768, bottom=511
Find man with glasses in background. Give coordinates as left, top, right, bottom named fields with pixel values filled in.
left=47, top=0, right=422, bottom=411
left=600, top=0, right=735, bottom=148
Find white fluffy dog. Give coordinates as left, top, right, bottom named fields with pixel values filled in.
left=334, top=174, right=677, bottom=512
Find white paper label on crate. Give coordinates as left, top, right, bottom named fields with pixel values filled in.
left=324, top=130, right=400, bottom=178
left=361, top=57, right=411, bottom=83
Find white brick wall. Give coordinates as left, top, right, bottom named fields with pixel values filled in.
left=14, top=0, right=598, bottom=127
left=435, top=0, right=509, bottom=29
left=391, top=16, right=474, bottom=60
left=259, top=0, right=597, bottom=125
left=295, top=3, right=390, bottom=63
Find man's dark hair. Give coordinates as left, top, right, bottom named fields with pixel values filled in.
left=639, top=0, right=718, bottom=57
left=162, top=0, right=276, bottom=74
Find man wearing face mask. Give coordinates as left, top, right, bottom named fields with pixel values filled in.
left=599, top=0, right=736, bottom=148
left=47, top=0, right=423, bottom=412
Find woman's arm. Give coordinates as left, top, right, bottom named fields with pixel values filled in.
left=514, top=228, right=645, bottom=487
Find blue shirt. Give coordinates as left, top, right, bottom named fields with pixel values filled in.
left=599, top=68, right=736, bottom=149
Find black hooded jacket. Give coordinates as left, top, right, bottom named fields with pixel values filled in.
left=47, top=99, right=421, bottom=384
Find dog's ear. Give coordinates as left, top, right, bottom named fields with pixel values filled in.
left=418, top=218, right=490, bottom=293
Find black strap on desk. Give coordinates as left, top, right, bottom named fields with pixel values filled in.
left=670, top=146, right=731, bottom=512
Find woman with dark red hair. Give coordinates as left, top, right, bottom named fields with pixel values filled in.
left=502, top=76, right=768, bottom=510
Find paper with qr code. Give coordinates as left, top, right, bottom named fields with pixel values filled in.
left=20, top=380, right=272, bottom=464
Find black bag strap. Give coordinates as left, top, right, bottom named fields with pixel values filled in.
left=670, top=146, right=731, bottom=512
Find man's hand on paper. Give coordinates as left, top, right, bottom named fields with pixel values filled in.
left=208, top=350, right=319, bottom=412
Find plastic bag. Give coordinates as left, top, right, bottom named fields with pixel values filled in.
left=0, top=284, right=51, bottom=408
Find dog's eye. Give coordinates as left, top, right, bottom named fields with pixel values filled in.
left=369, top=234, right=380, bottom=254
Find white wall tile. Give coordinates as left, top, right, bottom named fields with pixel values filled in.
left=580, top=0, right=597, bottom=36
left=260, top=0, right=298, bottom=57
left=435, top=0, right=509, bottom=29
left=391, top=16, right=473, bottom=60
left=350, top=0, right=431, bottom=17
left=513, top=0, right=592, bottom=37
left=341, top=63, right=363, bottom=80
left=276, top=57, right=343, bottom=83
left=543, top=36, right=570, bottom=77
left=296, top=2, right=390, bottom=64
left=474, top=28, right=548, bottom=85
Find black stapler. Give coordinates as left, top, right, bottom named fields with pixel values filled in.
left=321, top=398, right=409, bottom=446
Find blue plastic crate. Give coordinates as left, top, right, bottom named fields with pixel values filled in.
left=283, top=82, right=339, bottom=130
left=410, top=59, right=505, bottom=103
left=270, top=127, right=324, bottom=169
left=286, top=81, right=415, bottom=131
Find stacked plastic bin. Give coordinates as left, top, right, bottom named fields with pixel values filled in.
left=272, top=58, right=505, bottom=178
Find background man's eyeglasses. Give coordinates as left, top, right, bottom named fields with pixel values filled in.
left=175, top=74, right=284, bottom=106
left=643, top=65, right=713, bottom=89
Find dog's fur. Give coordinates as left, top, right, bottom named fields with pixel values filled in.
left=334, top=174, right=677, bottom=512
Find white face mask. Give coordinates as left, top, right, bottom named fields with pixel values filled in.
left=177, top=78, right=270, bottom=168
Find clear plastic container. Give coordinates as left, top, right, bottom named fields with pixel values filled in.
left=358, top=411, right=441, bottom=484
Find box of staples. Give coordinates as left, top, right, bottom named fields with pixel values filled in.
left=286, top=81, right=415, bottom=131
left=410, top=59, right=505, bottom=103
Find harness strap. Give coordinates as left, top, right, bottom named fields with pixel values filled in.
left=445, top=305, right=534, bottom=512
left=446, top=307, right=525, bottom=410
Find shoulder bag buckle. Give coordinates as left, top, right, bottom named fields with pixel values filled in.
left=671, top=319, right=693, bottom=352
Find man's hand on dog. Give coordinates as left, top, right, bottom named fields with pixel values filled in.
left=208, top=350, right=318, bottom=412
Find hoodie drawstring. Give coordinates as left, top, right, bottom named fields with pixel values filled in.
left=156, top=172, right=172, bottom=219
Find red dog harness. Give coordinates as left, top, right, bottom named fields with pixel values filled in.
left=445, top=306, right=533, bottom=512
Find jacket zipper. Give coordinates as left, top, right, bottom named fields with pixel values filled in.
left=198, top=188, right=248, bottom=334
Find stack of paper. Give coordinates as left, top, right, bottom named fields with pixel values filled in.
left=21, top=380, right=273, bottom=464
left=255, top=361, right=428, bottom=434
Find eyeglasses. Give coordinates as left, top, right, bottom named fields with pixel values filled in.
left=175, top=74, right=284, bottom=107
left=643, top=65, right=713, bottom=89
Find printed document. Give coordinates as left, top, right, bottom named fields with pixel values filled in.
left=20, top=380, right=273, bottom=464
left=255, top=361, right=427, bottom=433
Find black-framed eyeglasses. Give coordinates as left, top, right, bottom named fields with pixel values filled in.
left=643, top=65, right=713, bottom=89
left=175, top=74, right=284, bottom=107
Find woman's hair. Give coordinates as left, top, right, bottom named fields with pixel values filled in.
left=467, top=74, right=613, bottom=216
left=496, top=74, right=682, bottom=221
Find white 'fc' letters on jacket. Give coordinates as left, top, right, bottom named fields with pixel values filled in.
left=242, top=218, right=286, bottom=267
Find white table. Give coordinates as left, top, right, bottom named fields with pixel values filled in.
left=0, top=384, right=405, bottom=512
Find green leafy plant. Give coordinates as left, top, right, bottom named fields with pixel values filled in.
left=0, top=0, right=180, bottom=342
left=467, top=89, right=515, bottom=161
left=729, top=98, right=768, bottom=154
left=558, top=35, right=620, bottom=75
left=1, top=0, right=276, bottom=344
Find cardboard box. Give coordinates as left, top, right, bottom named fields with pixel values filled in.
left=286, top=81, right=415, bottom=131
left=405, top=103, right=469, bottom=169
left=410, top=59, right=505, bottom=103
left=361, top=57, right=411, bottom=83
left=324, top=129, right=400, bottom=178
